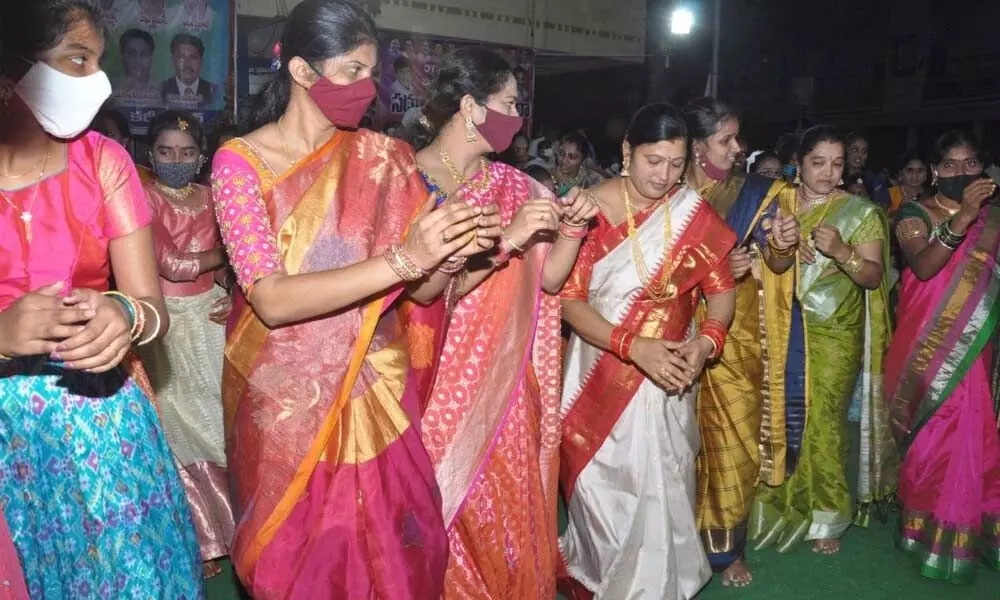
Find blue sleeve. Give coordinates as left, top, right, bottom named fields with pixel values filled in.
left=726, top=173, right=775, bottom=241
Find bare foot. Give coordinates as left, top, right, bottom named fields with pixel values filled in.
left=203, top=560, right=223, bottom=580
left=721, top=560, right=753, bottom=587
left=812, top=539, right=840, bottom=555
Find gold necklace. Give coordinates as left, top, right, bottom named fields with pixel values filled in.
left=622, top=177, right=677, bottom=302
left=0, top=155, right=37, bottom=180
left=0, top=143, right=52, bottom=243
left=933, top=194, right=959, bottom=216
left=440, top=150, right=490, bottom=193
left=154, top=180, right=197, bottom=201
left=276, top=119, right=301, bottom=171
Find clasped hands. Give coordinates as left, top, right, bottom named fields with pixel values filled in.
left=629, top=335, right=715, bottom=394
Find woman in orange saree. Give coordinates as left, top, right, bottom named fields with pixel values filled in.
left=410, top=48, right=599, bottom=599
left=559, top=104, right=737, bottom=600
left=210, top=2, right=502, bottom=597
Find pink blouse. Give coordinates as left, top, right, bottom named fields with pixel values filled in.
left=0, top=132, right=151, bottom=311
left=145, top=181, right=221, bottom=297
left=210, top=147, right=283, bottom=294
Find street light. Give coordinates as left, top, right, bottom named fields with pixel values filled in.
left=669, top=7, right=694, bottom=36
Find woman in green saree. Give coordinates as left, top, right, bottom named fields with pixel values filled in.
left=748, top=126, right=897, bottom=555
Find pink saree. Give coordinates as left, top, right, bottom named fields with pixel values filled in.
left=420, top=163, right=563, bottom=599
left=887, top=202, right=1000, bottom=583
left=212, top=131, right=448, bottom=599
left=0, top=515, right=26, bottom=600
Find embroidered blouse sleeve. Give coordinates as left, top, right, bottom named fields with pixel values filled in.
left=98, top=136, right=153, bottom=239
left=211, top=148, right=283, bottom=294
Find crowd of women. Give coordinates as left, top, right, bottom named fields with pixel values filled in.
left=1, top=0, right=998, bottom=599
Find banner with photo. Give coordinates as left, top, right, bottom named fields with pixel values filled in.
left=376, top=32, right=535, bottom=135
left=88, top=0, right=231, bottom=136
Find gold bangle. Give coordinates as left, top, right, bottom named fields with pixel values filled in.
left=838, top=248, right=864, bottom=275
left=501, top=231, right=524, bottom=254
left=767, top=234, right=797, bottom=258
left=0, top=352, right=11, bottom=361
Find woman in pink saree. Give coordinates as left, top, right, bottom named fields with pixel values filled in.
left=210, top=2, right=502, bottom=597
left=407, top=48, right=598, bottom=598
left=888, top=130, right=1000, bottom=583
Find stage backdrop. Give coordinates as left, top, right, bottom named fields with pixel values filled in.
left=376, top=32, right=535, bottom=134
left=89, top=0, right=231, bottom=135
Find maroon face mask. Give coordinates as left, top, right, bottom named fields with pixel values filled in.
left=475, top=107, right=524, bottom=153
left=307, top=77, right=376, bottom=129
left=699, top=154, right=731, bottom=181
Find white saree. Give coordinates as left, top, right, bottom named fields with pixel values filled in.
left=560, top=185, right=711, bottom=599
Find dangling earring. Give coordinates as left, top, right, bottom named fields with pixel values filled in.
left=464, top=117, right=478, bottom=143
left=793, top=172, right=801, bottom=185
left=838, top=177, right=844, bottom=187
left=621, top=142, right=632, bottom=177
left=621, top=158, right=631, bottom=177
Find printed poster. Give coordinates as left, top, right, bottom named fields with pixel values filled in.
left=88, top=0, right=232, bottom=134
left=376, top=32, right=535, bottom=134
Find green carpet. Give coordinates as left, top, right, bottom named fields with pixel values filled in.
left=205, top=424, right=1000, bottom=599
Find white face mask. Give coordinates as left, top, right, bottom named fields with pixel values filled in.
left=14, top=61, right=112, bottom=139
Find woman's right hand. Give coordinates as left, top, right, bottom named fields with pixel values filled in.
left=0, top=282, right=94, bottom=358
left=504, top=199, right=562, bottom=250
left=956, top=178, right=997, bottom=227
left=729, top=247, right=752, bottom=280
left=629, top=337, right=696, bottom=392
left=402, top=194, right=486, bottom=271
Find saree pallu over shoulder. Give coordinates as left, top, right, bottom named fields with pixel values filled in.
left=887, top=204, right=1000, bottom=447
left=752, top=192, right=895, bottom=550
left=696, top=175, right=786, bottom=567
left=561, top=186, right=737, bottom=498
left=218, top=131, right=448, bottom=599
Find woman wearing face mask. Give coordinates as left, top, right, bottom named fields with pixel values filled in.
left=559, top=104, right=736, bottom=600
left=139, top=109, right=235, bottom=580
left=410, top=47, right=598, bottom=599
left=682, top=97, right=783, bottom=587
left=888, top=150, right=928, bottom=214
left=887, top=131, right=1000, bottom=583
left=553, top=132, right=604, bottom=196
left=748, top=150, right=782, bottom=180
left=747, top=126, right=895, bottom=556
left=0, top=1, right=202, bottom=596
left=210, top=1, right=501, bottom=598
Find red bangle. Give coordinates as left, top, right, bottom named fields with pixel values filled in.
left=558, top=223, right=588, bottom=240
left=699, top=318, right=728, bottom=361
left=610, top=326, right=637, bottom=362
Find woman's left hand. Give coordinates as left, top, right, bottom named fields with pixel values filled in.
left=812, top=224, right=849, bottom=261
left=54, top=289, right=132, bottom=373
left=209, top=295, right=232, bottom=325
left=673, top=337, right=715, bottom=389
left=560, top=187, right=600, bottom=226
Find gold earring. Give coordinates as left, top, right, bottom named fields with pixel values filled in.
left=621, top=142, right=631, bottom=177
left=621, top=158, right=631, bottom=177
left=838, top=177, right=844, bottom=187
left=793, top=172, right=802, bottom=185
left=465, top=117, right=478, bottom=143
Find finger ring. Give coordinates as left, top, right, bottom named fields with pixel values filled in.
left=441, top=231, right=449, bottom=243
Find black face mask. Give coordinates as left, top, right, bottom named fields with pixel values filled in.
left=937, top=173, right=979, bottom=201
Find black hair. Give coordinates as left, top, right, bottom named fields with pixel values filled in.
left=929, top=130, right=983, bottom=166
left=92, top=106, right=131, bottom=140
left=0, top=0, right=101, bottom=76
left=894, top=149, right=926, bottom=175
left=244, top=0, right=377, bottom=130
left=796, top=125, right=845, bottom=164
left=209, top=123, right=239, bottom=155
left=845, top=130, right=868, bottom=148
left=559, top=132, right=591, bottom=159
left=749, top=150, right=780, bottom=174
left=170, top=33, right=204, bottom=57
left=119, top=28, right=154, bottom=53
left=393, top=55, right=410, bottom=73
left=775, top=132, right=800, bottom=165
left=524, top=164, right=553, bottom=183
left=682, top=97, right=738, bottom=142
left=624, top=103, right=688, bottom=149
left=420, top=47, right=513, bottom=134
left=148, top=109, right=206, bottom=153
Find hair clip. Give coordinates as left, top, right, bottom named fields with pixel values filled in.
left=177, top=118, right=189, bottom=131
left=419, top=115, right=432, bottom=130
left=270, top=42, right=282, bottom=72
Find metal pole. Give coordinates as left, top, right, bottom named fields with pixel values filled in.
left=710, top=0, right=720, bottom=97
